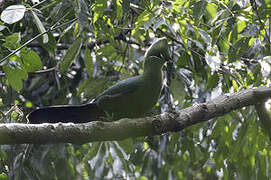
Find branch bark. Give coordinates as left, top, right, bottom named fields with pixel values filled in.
left=0, top=86, right=270, bottom=144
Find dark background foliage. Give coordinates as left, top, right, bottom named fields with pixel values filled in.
left=0, top=0, right=270, bottom=179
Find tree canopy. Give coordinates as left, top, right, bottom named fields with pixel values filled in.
left=0, top=0, right=271, bottom=179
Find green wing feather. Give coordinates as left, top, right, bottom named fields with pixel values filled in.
left=95, top=76, right=141, bottom=101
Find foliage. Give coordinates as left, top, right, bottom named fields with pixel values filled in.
left=0, top=0, right=271, bottom=179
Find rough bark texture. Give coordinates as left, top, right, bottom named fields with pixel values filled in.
left=0, top=86, right=270, bottom=144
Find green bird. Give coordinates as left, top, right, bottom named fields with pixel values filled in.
left=27, top=37, right=170, bottom=124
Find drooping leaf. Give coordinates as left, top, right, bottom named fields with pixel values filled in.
left=59, top=38, right=83, bottom=73
left=84, top=47, right=93, bottom=76
left=31, top=9, right=49, bottom=43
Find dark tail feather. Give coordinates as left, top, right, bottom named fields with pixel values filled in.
left=27, top=103, right=105, bottom=124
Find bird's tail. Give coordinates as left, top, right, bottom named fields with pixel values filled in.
left=27, top=103, right=105, bottom=124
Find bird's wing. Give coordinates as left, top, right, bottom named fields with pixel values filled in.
left=95, top=76, right=142, bottom=101
left=94, top=75, right=147, bottom=119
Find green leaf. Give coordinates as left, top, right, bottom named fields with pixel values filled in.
left=139, top=176, right=148, bottom=180
left=0, top=173, right=8, bottom=180
left=237, top=20, right=247, bottom=33
left=84, top=47, right=93, bottom=76
left=0, top=5, right=26, bottom=24
left=172, top=0, right=185, bottom=12
left=206, top=3, right=218, bottom=19
left=132, top=10, right=152, bottom=36
left=93, top=0, right=107, bottom=23
left=20, top=47, right=43, bottom=72
left=59, top=38, right=83, bottom=73
left=3, top=56, right=28, bottom=91
left=3, top=33, right=21, bottom=50
left=31, top=9, right=48, bottom=43
left=116, top=0, right=123, bottom=19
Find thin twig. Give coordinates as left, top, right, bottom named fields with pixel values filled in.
left=0, top=67, right=56, bottom=77
left=32, top=0, right=50, bottom=8
left=0, top=18, right=77, bottom=65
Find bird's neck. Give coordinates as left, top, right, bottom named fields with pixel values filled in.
left=142, top=67, right=163, bottom=82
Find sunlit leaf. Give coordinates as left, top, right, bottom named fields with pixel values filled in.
left=206, top=3, right=218, bottom=19
left=93, top=0, right=107, bottom=23
left=237, top=20, right=246, bottom=33
left=116, top=0, right=123, bottom=19
left=0, top=173, right=8, bottom=180
left=172, top=0, right=185, bottom=12
left=1, top=5, right=26, bottom=24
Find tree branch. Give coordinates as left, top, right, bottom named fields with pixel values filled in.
left=0, top=67, right=56, bottom=77
left=0, top=86, right=270, bottom=144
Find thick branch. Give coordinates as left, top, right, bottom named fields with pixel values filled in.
left=0, top=86, right=270, bottom=144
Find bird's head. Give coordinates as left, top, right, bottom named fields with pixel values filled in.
left=144, top=37, right=171, bottom=62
